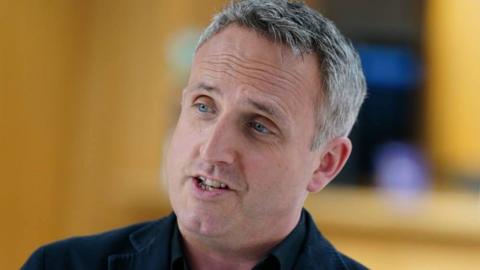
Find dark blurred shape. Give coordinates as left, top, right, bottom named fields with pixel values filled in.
left=319, top=0, right=425, bottom=186
left=336, top=46, right=423, bottom=186
left=320, top=0, right=423, bottom=44
left=357, top=44, right=422, bottom=90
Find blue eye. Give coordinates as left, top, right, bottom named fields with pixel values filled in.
left=250, top=121, right=270, bottom=134
left=196, top=103, right=210, bottom=113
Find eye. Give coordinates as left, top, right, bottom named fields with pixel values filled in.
left=192, top=96, right=216, bottom=114
left=196, top=103, right=210, bottom=113
left=249, top=121, right=270, bottom=134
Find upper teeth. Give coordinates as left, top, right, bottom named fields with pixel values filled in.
left=198, top=176, right=227, bottom=188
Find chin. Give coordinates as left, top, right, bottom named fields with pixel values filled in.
left=176, top=205, right=229, bottom=238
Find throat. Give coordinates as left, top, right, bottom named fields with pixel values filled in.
left=178, top=229, right=277, bottom=270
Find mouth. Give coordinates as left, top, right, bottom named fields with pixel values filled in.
left=193, top=175, right=230, bottom=191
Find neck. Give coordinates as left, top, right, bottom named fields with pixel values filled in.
left=181, top=234, right=275, bottom=270
left=178, top=210, right=302, bottom=270
left=183, top=244, right=259, bottom=270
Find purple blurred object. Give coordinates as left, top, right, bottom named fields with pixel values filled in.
left=374, top=142, right=429, bottom=191
left=373, top=142, right=430, bottom=212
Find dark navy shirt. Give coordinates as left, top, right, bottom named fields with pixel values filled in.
left=170, top=211, right=306, bottom=270
left=22, top=210, right=368, bottom=270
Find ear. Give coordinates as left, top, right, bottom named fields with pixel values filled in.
left=307, top=137, right=352, bottom=193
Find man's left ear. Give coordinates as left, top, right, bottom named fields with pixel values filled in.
left=307, top=137, right=352, bottom=193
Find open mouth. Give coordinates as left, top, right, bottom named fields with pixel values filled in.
left=194, top=176, right=229, bottom=191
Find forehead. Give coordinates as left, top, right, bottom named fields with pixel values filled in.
left=194, top=24, right=318, bottom=80
left=189, top=25, right=321, bottom=129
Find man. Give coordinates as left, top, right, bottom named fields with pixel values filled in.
left=23, top=0, right=367, bottom=269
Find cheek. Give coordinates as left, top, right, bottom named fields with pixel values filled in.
left=252, top=140, right=315, bottom=189
left=244, top=147, right=306, bottom=193
left=166, top=120, right=198, bottom=176
left=172, top=112, right=203, bottom=149
left=241, top=154, right=308, bottom=216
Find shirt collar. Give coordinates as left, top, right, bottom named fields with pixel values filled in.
left=263, top=210, right=306, bottom=270
left=170, top=222, right=189, bottom=270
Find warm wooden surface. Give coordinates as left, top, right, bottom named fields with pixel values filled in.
left=306, top=187, right=480, bottom=270
left=0, top=1, right=225, bottom=269
left=425, top=0, right=480, bottom=179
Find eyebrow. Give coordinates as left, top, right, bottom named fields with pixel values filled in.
left=188, top=82, right=223, bottom=97
left=187, top=82, right=287, bottom=124
left=247, top=98, right=287, bottom=125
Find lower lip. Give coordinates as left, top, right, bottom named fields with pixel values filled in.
left=191, top=178, right=232, bottom=200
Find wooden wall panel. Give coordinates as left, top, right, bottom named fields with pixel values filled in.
left=425, top=0, right=480, bottom=183
left=0, top=1, right=224, bottom=269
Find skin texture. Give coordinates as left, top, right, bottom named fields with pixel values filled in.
left=165, top=24, right=352, bottom=270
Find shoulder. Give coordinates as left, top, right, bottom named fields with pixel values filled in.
left=335, top=252, right=369, bottom=270
left=21, top=214, right=176, bottom=270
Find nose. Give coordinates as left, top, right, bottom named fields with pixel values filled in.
left=199, top=117, right=238, bottom=165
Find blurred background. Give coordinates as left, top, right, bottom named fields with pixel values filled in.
left=0, top=0, right=479, bottom=269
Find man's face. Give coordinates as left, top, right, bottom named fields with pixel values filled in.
left=165, top=25, right=323, bottom=242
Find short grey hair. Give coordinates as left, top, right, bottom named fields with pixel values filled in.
left=196, top=0, right=367, bottom=149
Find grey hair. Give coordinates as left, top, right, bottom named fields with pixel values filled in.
left=196, top=0, right=367, bottom=149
